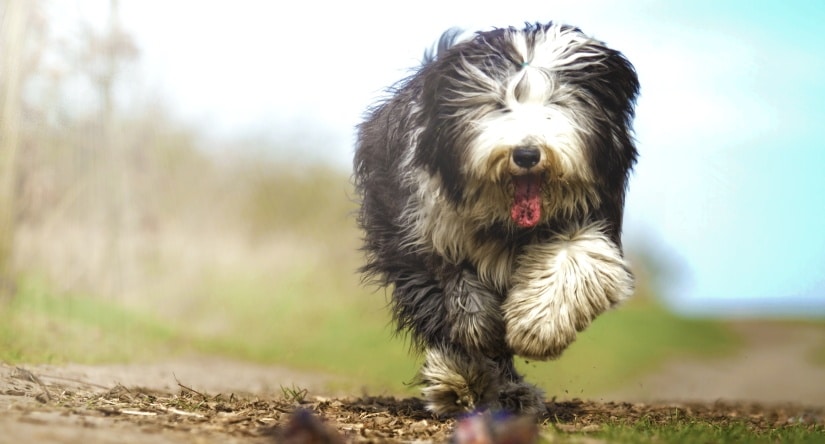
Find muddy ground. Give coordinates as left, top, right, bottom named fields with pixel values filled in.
left=1, top=322, right=824, bottom=443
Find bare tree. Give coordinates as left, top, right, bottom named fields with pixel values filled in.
left=77, top=0, right=139, bottom=298
left=0, top=0, right=28, bottom=294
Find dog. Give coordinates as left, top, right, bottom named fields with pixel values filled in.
left=353, top=22, right=639, bottom=416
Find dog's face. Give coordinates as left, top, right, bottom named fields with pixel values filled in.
left=412, top=24, right=639, bottom=229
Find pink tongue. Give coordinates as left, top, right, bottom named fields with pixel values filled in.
left=511, top=175, right=542, bottom=228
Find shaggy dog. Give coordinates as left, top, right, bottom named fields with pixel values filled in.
left=354, top=22, right=639, bottom=416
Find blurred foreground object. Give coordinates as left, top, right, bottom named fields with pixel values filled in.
left=452, top=412, right=539, bottom=444
left=276, top=408, right=345, bottom=444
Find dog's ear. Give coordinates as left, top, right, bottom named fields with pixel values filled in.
left=590, top=45, right=640, bottom=244
left=414, top=43, right=469, bottom=204
left=600, top=47, right=640, bottom=127
left=550, top=37, right=639, bottom=241
left=558, top=36, right=639, bottom=152
left=423, top=28, right=465, bottom=64
left=566, top=40, right=640, bottom=129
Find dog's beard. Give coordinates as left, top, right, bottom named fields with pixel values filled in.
left=463, top=103, right=596, bottom=230
left=510, top=174, right=543, bottom=228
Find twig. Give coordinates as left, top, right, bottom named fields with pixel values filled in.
left=13, top=367, right=52, bottom=402
left=272, top=404, right=294, bottom=414
left=153, top=403, right=206, bottom=418
left=120, top=409, right=157, bottom=417
left=174, top=374, right=208, bottom=399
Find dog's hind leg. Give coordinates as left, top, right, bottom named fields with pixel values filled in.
left=403, top=267, right=505, bottom=416
left=418, top=268, right=546, bottom=416
left=495, top=356, right=546, bottom=416
left=502, top=221, right=634, bottom=360
left=418, top=345, right=546, bottom=416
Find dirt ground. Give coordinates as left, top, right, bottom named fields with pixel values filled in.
left=1, top=321, right=824, bottom=443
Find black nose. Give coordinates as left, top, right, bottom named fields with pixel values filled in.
left=512, top=146, right=541, bottom=169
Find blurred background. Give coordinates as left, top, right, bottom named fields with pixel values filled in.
left=0, top=0, right=823, bottom=402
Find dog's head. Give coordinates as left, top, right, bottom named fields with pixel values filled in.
left=412, top=23, right=639, bottom=229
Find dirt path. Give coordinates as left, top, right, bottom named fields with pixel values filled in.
left=0, top=359, right=347, bottom=444
left=0, top=357, right=349, bottom=398
left=1, top=322, right=823, bottom=443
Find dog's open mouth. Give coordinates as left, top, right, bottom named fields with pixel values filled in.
left=511, top=174, right=542, bottom=228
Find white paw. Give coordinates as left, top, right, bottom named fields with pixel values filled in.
left=419, top=346, right=501, bottom=416
left=502, top=222, right=633, bottom=360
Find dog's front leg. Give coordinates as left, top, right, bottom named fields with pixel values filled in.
left=502, top=221, right=634, bottom=360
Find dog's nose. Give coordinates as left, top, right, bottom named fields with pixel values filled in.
left=512, top=146, right=541, bottom=169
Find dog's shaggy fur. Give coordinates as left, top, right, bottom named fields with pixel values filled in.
left=354, top=22, right=639, bottom=416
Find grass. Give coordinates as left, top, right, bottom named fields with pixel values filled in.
left=0, top=275, right=185, bottom=363
left=179, top=266, right=418, bottom=392
left=814, top=346, right=825, bottom=367
left=801, top=320, right=825, bottom=367
left=1, top=261, right=740, bottom=398
left=545, top=420, right=825, bottom=444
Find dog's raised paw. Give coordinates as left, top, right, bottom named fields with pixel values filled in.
left=502, top=222, right=634, bottom=360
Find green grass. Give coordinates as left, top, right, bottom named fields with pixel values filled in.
left=543, top=419, right=825, bottom=443
left=801, top=320, right=825, bottom=367
left=0, top=275, right=184, bottom=363
left=182, top=266, right=418, bottom=392
left=1, top=266, right=740, bottom=397
left=814, top=346, right=825, bottom=367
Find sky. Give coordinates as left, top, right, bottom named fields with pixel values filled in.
left=68, top=1, right=825, bottom=316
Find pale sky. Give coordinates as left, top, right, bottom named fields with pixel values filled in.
left=66, top=1, right=825, bottom=315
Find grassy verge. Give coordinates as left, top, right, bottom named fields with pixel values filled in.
left=801, top=320, right=825, bottom=367
left=6, top=273, right=824, bottom=444
left=814, top=346, right=825, bottom=367
left=0, top=275, right=184, bottom=363
left=543, top=420, right=824, bottom=444
left=180, top=266, right=417, bottom=393
left=1, top=269, right=740, bottom=397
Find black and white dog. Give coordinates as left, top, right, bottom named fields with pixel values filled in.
left=354, top=22, right=639, bottom=416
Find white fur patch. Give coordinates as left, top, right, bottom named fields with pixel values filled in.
left=528, top=25, right=612, bottom=73
left=462, top=25, right=609, bottom=186
left=466, top=104, right=592, bottom=183
left=502, top=221, right=633, bottom=360
left=399, top=167, right=600, bottom=292
left=398, top=168, right=516, bottom=290
left=399, top=168, right=463, bottom=259
left=419, top=346, right=500, bottom=416
left=418, top=346, right=548, bottom=416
